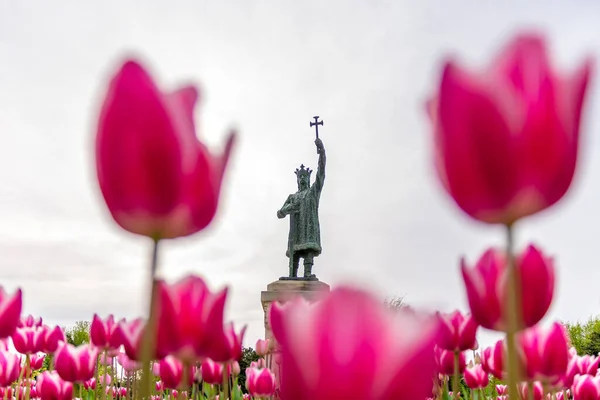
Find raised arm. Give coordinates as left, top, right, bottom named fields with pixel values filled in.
left=312, top=138, right=326, bottom=194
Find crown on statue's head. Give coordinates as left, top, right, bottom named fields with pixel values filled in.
left=294, top=164, right=312, bottom=180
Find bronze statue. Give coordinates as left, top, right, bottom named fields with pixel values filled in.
left=277, top=117, right=326, bottom=280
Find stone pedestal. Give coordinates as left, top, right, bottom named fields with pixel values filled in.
left=261, top=279, right=330, bottom=342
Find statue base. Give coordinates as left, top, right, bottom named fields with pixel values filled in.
left=260, top=279, right=330, bottom=342
left=278, top=275, right=319, bottom=281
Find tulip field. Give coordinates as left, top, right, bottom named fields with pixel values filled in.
left=0, top=29, right=596, bottom=400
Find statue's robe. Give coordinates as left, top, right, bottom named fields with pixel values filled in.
left=282, top=149, right=326, bottom=257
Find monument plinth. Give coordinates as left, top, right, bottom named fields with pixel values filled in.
left=261, top=279, right=330, bottom=341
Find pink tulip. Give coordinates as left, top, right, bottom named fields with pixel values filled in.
left=18, top=315, right=41, bottom=329
left=481, top=341, right=504, bottom=380
left=269, top=286, right=441, bottom=400
left=29, top=353, right=46, bottom=370
left=255, top=339, right=270, bottom=357
left=0, top=388, right=12, bottom=399
left=152, top=362, right=161, bottom=376
left=43, top=325, right=66, bottom=353
left=12, top=326, right=45, bottom=355
left=54, top=343, right=98, bottom=382
left=577, top=355, right=600, bottom=376
left=155, top=275, right=231, bottom=362
left=99, top=373, right=111, bottom=386
left=230, top=360, right=241, bottom=376
left=99, top=353, right=113, bottom=367
left=37, top=371, right=73, bottom=400
left=208, top=322, right=245, bottom=363
left=95, top=59, right=236, bottom=240
left=573, top=374, right=600, bottom=400
left=518, top=322, right=570, bottom=382
left=246, top=367, right=276, bottom=398
left=461, top=245, right=554, bottom=331
left=496, top=385, right=508, bottom=396
left=84, top=378, right=96, bottom=390
left=426, top=33, right=592, bottom=225
left=434, top=347, right=466, bottom=375
left=0, top=351, right=20, bottom=386
left=90, top=314, right=121, bottom=350
left=155, top=380, right=164, bottom=392
left=116, top=351, right=141, bottom=372
left=199, top=358, right=223, bottom=385
left=436, top=310, right=478, bottom=351
left=464, top=364, right=489, bottom=389
left=251, top=359, right=266, bottom=369
left=158, top=355, right=194, bottom=390
left=558, top=354, right=578, bottom=389
left=518, top=381, right=544, bottom=400
left=115, top=318, right=146, bottom=361
left=0, top=288, right=22, bottom=339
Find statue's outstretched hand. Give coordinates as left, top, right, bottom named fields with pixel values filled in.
left=315, top=138, right=324, bottom=154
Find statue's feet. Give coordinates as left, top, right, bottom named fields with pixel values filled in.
left=303, top=274, right=318, bottom=281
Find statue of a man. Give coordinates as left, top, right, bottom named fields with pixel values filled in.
left=277, top=138, right=326, bottom=279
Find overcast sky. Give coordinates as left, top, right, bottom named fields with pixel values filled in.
left=1, top=0, right=600, bottom=349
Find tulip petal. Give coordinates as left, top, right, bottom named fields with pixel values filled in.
left=96, top=60, right=184, bottom=236
left=436, top=62, right=518, bottom=222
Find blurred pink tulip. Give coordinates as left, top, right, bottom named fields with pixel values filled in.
left=115, top=318, right=147, bottom=361
left=158, top=355, right=194, bottom=390
left=577, top=355, right=600, bottom=376
left=558, top=353, right=578, bottom=389
left=246, top=367, right=276, bottom=398
left=255, top=338, right=270, bottom=357
left=83, top=378, right=96, bottom=390
left=573, top=374, right=600, bottom=400
left=43, top=325, right=66, bottom=353
left=28, top=353, right=46, bottom=370
left=199, top=358, right=223, bottom=385
left=98, top=373, right=111, bottom=386
left=0, top=288, right=22, bottom=339
left=152, top=362, right=161, bottom=376
left=426, top=33, right=592, bottom=225
left=90, top=314, right=121, bottom=350
left=155, top=380, right=164, bottom=392
left=117, top=351, right=141, bottom=372
left=54, top=343, right=98, bottom=383
left=518, top=381, right=544, bottom=400
left=269, top=286, right=441, bottom=400
left=436, top=310, right=478, bottom=351
left=155, top=275, right=235, bottom=362
left=12, top=326, right=45, bottom=355
left=18, top=315, right=41, bottom=329
left=461, top=245, right=554, bottom=331
left=230, top=360, right=241, bottom=376
left=95, top=59, right=235, bottom=240
left=464, top=364, right=489, bottom=389
left=518, top=322, right=570, bottom=382
left=99, top=353, right=113, bottom=366
left=0, top=351, right=20, bottom=386
left=37, top=371, right=73, bottom=400
left=434, top=347, right=466, bottom=375
left=481, top=341, right=504, bottom=380
left=496, top=384, right=507, bottom=395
